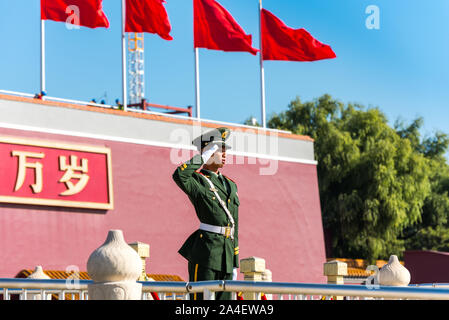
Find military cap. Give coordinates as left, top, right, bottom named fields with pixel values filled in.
left=192, top=127, right=231, bottom=151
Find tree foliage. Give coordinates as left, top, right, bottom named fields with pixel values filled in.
left=267, top=94, right=449, bottom=261
left=243, top=116, right=261, bottom=127
left=395, top=118, right=449, bottom=252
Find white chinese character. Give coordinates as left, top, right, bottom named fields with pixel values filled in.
left=59, top=155, right=89, bottom=196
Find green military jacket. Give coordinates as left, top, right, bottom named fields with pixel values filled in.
left=172, top=154, right=239, bottom=274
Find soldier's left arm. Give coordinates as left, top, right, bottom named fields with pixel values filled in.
left=227, top=177, right=240, bottom=266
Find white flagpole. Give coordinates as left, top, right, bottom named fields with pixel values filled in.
left=259, top=0, right=266, bottom=128
left=40, top=19, right=46, bottom=97
left=194, top=47, right=201, bottom=119
left=121, top=0, right=128, bottom=111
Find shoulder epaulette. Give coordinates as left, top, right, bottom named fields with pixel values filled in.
left=198, top=171, right=210, bottom=178
left=222, top=174, right=236, bottom=184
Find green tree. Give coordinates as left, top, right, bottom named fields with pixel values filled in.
left=243, top=116, right=261, bottom=127
left=395, top=119, right=449, bottom=251
left=268, top=95, right=432, bottom=262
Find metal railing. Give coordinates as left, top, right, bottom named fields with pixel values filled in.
left=0, top=89, right=292, bottom=135
left=223, top=281, right=449, bottom=300
left=3, top=278, right=449, bottom=300
left=0, top=278, right=90, bottom=300
left=410, top=283, right=449, bottom=288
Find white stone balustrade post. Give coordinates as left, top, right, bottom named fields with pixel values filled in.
left=262, top=269, right=272, bottom=300
left=129, top=241, right=155, bottom=300
left=378, top=255, right=411, bottom=287
left=240, top=257, right=266, bottom=300
left=323, top=260, right=347, bottom=285
left=27, top=265, right=51, bottom=300
left=128, top=241, right=150, bottom=281
left=87, top=229, right=143, bottom=300
left=323, top=260, right=347, bottom=300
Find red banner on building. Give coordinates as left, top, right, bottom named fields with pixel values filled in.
left=0, top=136, right=113, bottom=210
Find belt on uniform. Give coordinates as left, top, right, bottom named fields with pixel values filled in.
left=199, top=223, right=234, bottom=239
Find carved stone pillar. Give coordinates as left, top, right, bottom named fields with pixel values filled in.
left=378, top=255, right=411, bottom=286
left=240, top=256, right=266, bottom=300
left=87, top=230, right=142, bottom=300
left=128, top=241, right=150, bottom=281
left=27, top=266, right=51, bottom=300
left=323, top=260, right=347, bottom=300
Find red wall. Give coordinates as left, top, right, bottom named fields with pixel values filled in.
left=0, top=126, right=326, bottom=283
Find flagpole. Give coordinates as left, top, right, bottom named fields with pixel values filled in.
left=40, top=19, right=46, bottom=97
left=194, top=48, right=201, bottom=119
left=121, top=0, right=128, bottom=111
left=258, top=0, right=266, bottom=128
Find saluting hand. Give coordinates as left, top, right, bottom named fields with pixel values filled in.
left=201, top=143, right=219, bottom=164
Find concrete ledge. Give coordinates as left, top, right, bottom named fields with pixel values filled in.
left=0, top=95, right=316, bottom=164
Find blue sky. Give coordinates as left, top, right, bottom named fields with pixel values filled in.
left=1, top=0, right=449, bottom=141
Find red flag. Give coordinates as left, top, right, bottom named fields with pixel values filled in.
left=125, top=0, right=173, bottom=40
left=41, top=0, right=109, bottom=29
left=261, top=9, right=336, bottom=61
left=194, top=0, right=259, bottom=55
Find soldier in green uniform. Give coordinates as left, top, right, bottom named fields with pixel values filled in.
left=172, top=127, right=239, bottom=300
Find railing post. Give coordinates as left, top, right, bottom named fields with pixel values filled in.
left=129, top=241, right=154, bottom=300
left=87, top=229, right=143, bottom=300
left=128, top=241, right=150, bottom=281
left=240, top=256, right=266, bottom=300
left=323, top=260, right=347, bottom=300
left=378, top=255, right=411, bottom=287
left=262, top=269, right=272, bottom=300
left=203, top=288, right=215, bottom=300
left=27, top=265, right=51, bottom=300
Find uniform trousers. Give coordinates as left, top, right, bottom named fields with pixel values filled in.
left=188, top=261, right=233, bottom=300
